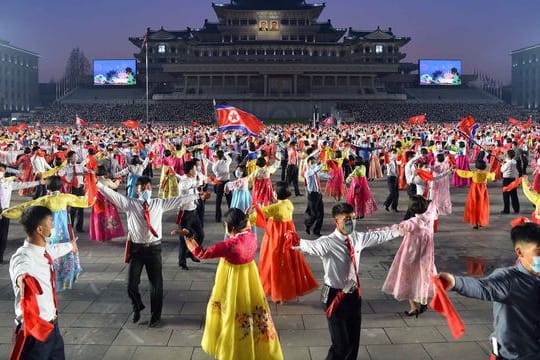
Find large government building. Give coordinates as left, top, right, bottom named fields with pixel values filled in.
left=129, top=0, right=412, bottom=117
left=0, top=40, right=39, bottom=115
left=512, top=43, right=540, bottom=110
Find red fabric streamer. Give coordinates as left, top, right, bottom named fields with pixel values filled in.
left=502, top=177, right=522, bottom=192
left=416, top=169, right=434, bottom=182
left=84, top=173, right=97, bottom=206
left=510, top=216, right=530, bottom=228
left=254, top=206, right=267, bottom=228
left=429, top=275, right=465, bottom=339
left=325, top=291, right=346, bottom=318
left=10, top=275, right=54, bottom=360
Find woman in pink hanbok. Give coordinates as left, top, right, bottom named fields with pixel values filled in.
left=89, top=166, right=125, bottom=242
left=324, top=156, right=346, bottom=201
left=250, top=157, right=279, bottom=206
left=368, top=148, right=384, bottom=181
left=431, top=153, right=452, bottom=216
left=345, top=157, right=377, bottom=218
left=532, top=147, right=540, bottom=192
left=452, top=141, right=471, bottom=187
left=382, top=196, right=438, bottom=317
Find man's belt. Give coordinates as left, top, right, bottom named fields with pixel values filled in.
left=132, top=241, right=161, bottom=248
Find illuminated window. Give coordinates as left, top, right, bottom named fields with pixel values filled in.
left=158, top=45, right=166, bottom=53
left=375, top=45, right=384, bottom=54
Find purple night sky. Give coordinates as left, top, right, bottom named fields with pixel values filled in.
left=1, top=0, right=539, bottom=84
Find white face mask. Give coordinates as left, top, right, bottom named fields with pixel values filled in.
left=140, top=190, right=152, bottom=201
left=235, top=169, right=243, bottom=178
left=0, top=171, right=4, bottom=179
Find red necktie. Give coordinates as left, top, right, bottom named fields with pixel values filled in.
left=143, top=201, right=159, bottom=237
left=43, top=252, right=58, bottom=311
left=325, top=236, right=362, bottom=318
left=72, top=165, right=79, bottom=188
left=344, top=237, right=362, bottom=298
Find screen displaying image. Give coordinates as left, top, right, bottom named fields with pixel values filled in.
left=93, top=59, right=137, bottom=86
left=419, top=59, right=462, bottom=86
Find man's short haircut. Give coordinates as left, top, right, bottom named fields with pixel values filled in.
left=66, top=150, right=76, bottom=159
left=183, top=160, right=196, bottom=173
left=332, top=203, right=355, bottom=218
left=511, top=222, right=540, bottom=247
left=20, top=206, right=53, bottom=235
left=135, top=176, right=152, bottom=186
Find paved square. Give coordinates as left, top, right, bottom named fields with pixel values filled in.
left=0, top=176, right=525, bottom=359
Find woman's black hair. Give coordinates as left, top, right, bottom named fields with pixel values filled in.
left=223, top=208, right=249, bottom=234
left=275, top=181, right=291, bottom=200
left=475, top=159, right=487, bottom=170
left=164, top=149, right=172, bottom=157
left=130, top=155, right=141, bottom=165
left=255, top=157, right=267, bottom=168
left=96, top=165, right=107, bottom=177
left=407, top=195, right=429, bottom=215
left=47, top=176, right=63, bottom=192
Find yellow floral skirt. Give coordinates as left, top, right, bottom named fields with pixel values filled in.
left=202, top=259, right=283, bottom=360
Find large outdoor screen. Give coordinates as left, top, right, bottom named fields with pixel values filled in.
left=93, top=59, right=137, bottom=86
left=419, top=59, right=462, bottom=86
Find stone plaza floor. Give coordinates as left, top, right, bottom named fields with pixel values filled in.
left=0, top=175, right=528, bottom=359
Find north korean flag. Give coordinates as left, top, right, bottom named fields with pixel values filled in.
left=215, top=104, right=264, bottom=137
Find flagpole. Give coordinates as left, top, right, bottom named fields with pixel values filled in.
left=145, top=34, right=149, bottom=126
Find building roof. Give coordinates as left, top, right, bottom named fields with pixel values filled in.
left=511, top=43, right=540, bottom=54
left=213, top=0, right=323, bottom=10
left=0, top=39, right=40, bottom=57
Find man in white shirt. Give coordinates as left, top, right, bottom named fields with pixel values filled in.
left=0, top=163, right=41, bottom=264
left=211, top=150, right=232, bottom=222
left=30, top=147, right=52, bottom=199
left=97, top=176, right=197, bottom=327
left=383, top=148, right=400, bottom=212
left=9, top=205, right=78, bottom=359
left=501, top=149, right=520, bottom=214
left=177, top=160, right=205, bottom=270
left=293, top=203, right=403, bottom=360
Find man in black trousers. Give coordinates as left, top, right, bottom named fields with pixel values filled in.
left=97, top=176, right=197, bottom=327
left=383, top=148, right=399, bottom=212
left=501, top=149, right=520, bottom=214
left=286, top=141, right=302, bottom=196
left=304, top=153, right=324, bottom=236
left=293, top=203, right=403, bottom=360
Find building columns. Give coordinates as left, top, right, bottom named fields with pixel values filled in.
left=264, top=75, right=268, bottom=96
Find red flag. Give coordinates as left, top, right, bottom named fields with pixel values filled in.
left=215, top=104, right=264, bottom=137
left=417, top=169, right=434, bottom=182
left=522, top=117, right=533, bottom=130
left=429, top=276, right=465, bottom=339
left=122, top=120, right=140, bottom=129
left=457, top=116, right=479, bottom=139
left=408, top=115, right=426, bottom=124
left=75, top=116, right=87, bottom=126
left=509, top=117, right=521, bottom=126
left=321, top=116, right=335, bottom=126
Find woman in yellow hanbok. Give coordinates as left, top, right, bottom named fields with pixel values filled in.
left=2, top=176, right=90, bottom=290
left=521, top=177, right=540, bottom=223
left=181, top=208, right=283, bottom=360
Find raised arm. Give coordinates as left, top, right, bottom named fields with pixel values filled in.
left=358, top=227, right=401, bottom=249
left=161, top=194, right=199, bottom=212
left=97, top=181, right=131, bottom=210
left=190, top=239, right=232, bottom=259
left=453, top=269, right=512, bottom=302
left=294, top=236, right=331, bottom=257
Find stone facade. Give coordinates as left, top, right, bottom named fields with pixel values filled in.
left=512, top=43, right=540, bottom=109
left=0, top=40, right=39, bottom=113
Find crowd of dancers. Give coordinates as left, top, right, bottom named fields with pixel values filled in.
left=2, top=120, right=540, bottom=360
